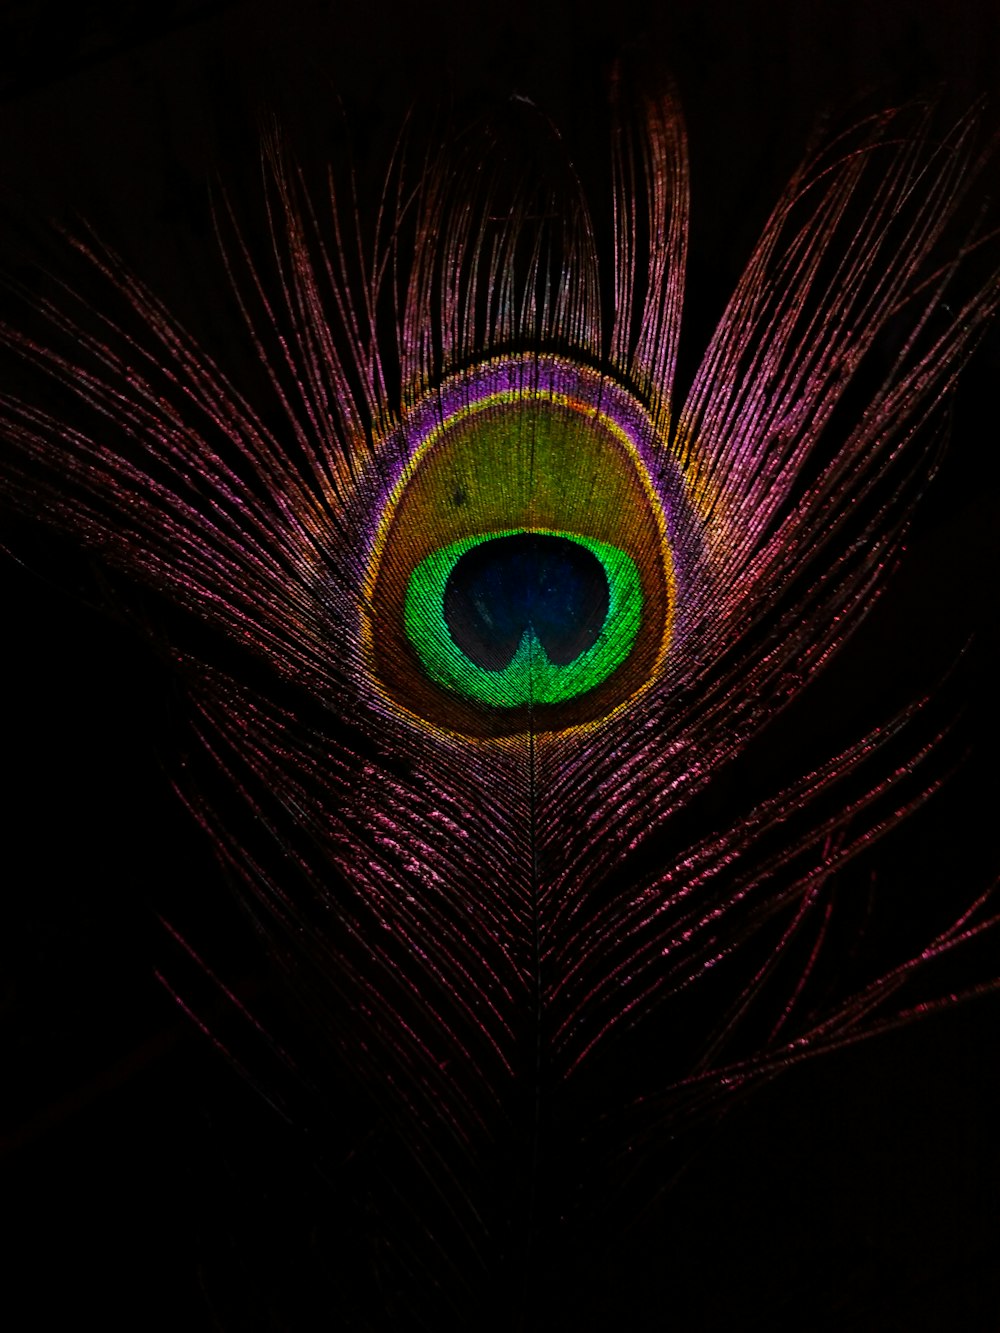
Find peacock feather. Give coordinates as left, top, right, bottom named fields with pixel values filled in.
left=2, top=78, right=999, bottom=1327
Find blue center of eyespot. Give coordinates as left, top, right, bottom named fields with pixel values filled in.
left=443, top=533, right=610, bottom=671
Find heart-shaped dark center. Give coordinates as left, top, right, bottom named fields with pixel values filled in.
left=443, top=533, right=610, bottom=671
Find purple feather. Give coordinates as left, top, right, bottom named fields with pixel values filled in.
left=2, top=71, right=998, bottom=1328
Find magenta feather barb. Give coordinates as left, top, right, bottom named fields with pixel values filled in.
left=2, top=84, right=999, bottom=1328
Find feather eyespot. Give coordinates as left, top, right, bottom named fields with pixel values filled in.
left=362, top=354, right=685, bottom=736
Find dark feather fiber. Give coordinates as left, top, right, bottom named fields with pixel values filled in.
left=2, top=5, right=1000, bottom=1331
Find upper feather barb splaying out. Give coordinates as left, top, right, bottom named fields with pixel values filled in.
left=2, top=86, right=999, bottom=1324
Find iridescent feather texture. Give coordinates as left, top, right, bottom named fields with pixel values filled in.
left=2, top=86, right=999, bottom=1324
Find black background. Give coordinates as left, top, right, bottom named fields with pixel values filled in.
left=1, top=1, right=999, bottom=1329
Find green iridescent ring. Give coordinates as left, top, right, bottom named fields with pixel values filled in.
left=404, top=528, right=642, bottom=708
